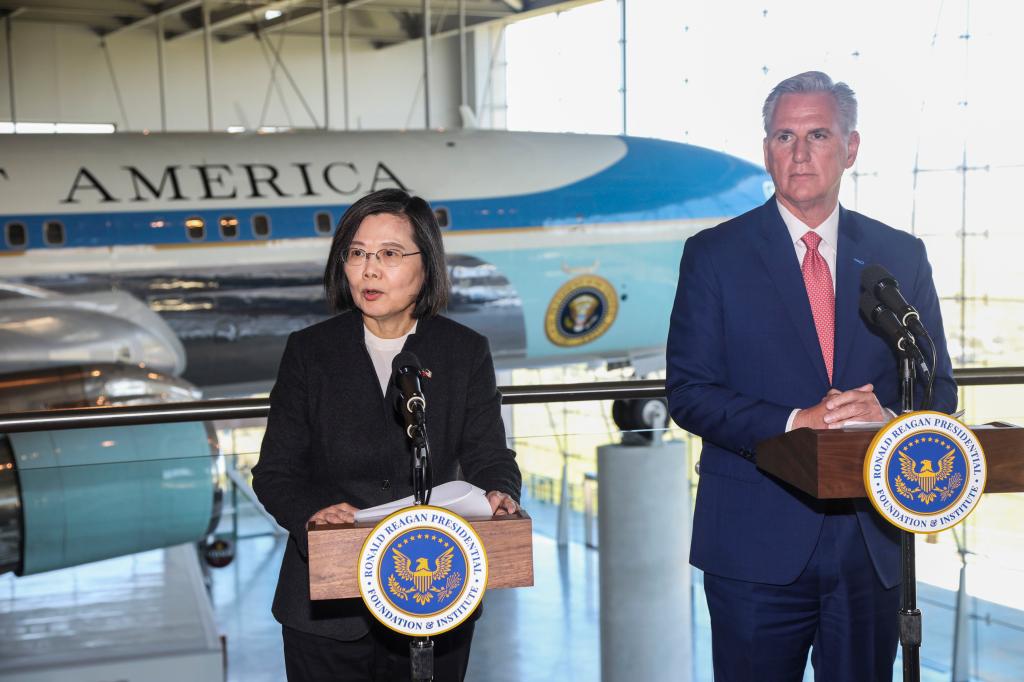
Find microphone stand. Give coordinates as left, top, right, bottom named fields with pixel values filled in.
left=897, top=353, right=921, bottom=682
left=409, top=410, right=431, bottom=507
left=408, top=410, right=434, bottom=682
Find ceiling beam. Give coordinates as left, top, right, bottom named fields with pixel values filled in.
left=0, top=5, right=148, bottom=19
left=169, top=0, right=307, bottom=42
left=383, top=0, right=595, bottom=48
left=104, top=0, right=202, bottom=38
left=224, top=0, right=587, bottom=46
left=362, top=3, right=513, bottom=18
left=222, top=0, right=379, bottom=44
left=498, top=0, right=523, bottom=10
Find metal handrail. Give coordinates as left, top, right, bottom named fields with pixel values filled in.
left=0, top=367, right=1021, bottom=433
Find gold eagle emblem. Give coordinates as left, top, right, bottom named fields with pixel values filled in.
left=894, top=447, right=962, bottom=505
left=387, top=546, right=462, bottom=606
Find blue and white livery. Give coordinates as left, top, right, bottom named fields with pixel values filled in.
left=0, top=129, right=771, bottom=390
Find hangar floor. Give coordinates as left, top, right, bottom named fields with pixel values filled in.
left=3, top=491, right=1021, bottom=681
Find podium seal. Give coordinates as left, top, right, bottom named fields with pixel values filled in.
left=358, top=506, right=488, bottom=636
left=864, top=411, right=986, bottom=534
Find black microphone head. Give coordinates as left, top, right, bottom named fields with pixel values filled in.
left=859, top=288, right=921, bottom=360
left=858, top=289, right=881, bottom=321
left=392, top=351, right=422, bottom=374
left=860, top=263, right=893, bottom=291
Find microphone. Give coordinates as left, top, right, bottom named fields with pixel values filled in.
left=392, top=351, right=426, bottom=441
left=858, top=290, right=930, bottom=379
left=860, top=264, right=928, bottom=339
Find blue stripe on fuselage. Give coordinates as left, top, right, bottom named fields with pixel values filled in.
left=0, top=137, right=770, bottom=251
left=445, top=137, right=770, bottom=229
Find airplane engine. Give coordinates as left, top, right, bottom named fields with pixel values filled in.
left=0, top=284, right=187, bottom=378
left=0, top=365, right=223, bottom=576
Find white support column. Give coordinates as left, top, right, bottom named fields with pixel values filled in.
left=320, top=0, right=330, bottom=130
left=422, top=0, right=432, bottom=129
left=618, top=0, right=627, bottom=135
left=458, top=0, right=467, bottom=111
left=201, top=0, right=215, bottom=132
left=5, top=14, right=15, bottom=126
left=598, top=442, right=692, bottom=682
left=341, top=4, right=350, bottom=130
left=156, top=15, right=167, bottom=132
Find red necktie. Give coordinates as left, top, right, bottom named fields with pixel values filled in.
left=801, top=231, right=835, bottom=383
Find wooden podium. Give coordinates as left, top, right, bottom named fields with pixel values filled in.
left=756, top=420, right=1024, bottom=682
left=306, top=511, right=534, bottom=600
left=756, top=422, right=1024, bottom=498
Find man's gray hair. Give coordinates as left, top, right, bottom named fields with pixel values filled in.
left=762, top=71, right=857, bottom=136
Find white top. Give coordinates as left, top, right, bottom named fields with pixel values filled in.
left=364, top=321, right=417, bottom=395
left=778, top=200, right=839, bottom=431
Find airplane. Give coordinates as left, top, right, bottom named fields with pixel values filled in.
left=0, top=129, right=771, bottom=576
left=1, top=129, right=772, bottom=393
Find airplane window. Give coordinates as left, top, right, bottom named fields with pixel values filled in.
left=434, top=207, right=451, bottom=229
left=185, top=216, right=206, bottom=241
left=219, top=216, right=239, bottom=240
left=252, top=214, right=271, bottom=239
left=44, top=221, right=66, bottom=246
left=315, top=212, right=333, bottom=235
left=5, top=222, right=27, bottom=248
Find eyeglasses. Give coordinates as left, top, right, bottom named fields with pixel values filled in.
left=342, top=247, right=422, bottom=268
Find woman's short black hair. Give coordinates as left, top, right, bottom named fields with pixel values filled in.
left=323, top=188, right=450, bottom=318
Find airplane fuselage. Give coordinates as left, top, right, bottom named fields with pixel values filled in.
left=0, top=129, right=772, bottom=391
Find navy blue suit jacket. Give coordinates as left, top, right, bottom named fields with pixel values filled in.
left=667, top=198, right=956, bottom=588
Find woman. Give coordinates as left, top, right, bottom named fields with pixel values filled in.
left=252, top=189, right=522, bottom=681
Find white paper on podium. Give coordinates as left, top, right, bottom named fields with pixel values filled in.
left=841, top=409, right=969, bottom=431
left=840, top=421, right=887, bottom=430
left=353, top=480, right=493, bottom=523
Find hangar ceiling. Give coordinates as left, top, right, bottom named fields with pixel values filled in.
left=0, top=0, right=593, bottom=48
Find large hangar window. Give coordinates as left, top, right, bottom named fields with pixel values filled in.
left=185, top=217, right=206, bottom=241
left=315, top=212, right=333, bottom=235
left=219, top=216, right=239, bottom=240
left=5, top=222, right=27, bottom=249
left=252, top=214, right=271, bottom=239
left=44, top=221, right=65, bottom=246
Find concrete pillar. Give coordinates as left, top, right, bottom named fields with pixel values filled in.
left=598, top=442, right=691, bottom=682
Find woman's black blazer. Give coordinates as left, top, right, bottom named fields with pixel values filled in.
left=252, top=310, right=522, bottom=641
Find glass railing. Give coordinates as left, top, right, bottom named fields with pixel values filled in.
left=1, top=370, right=1021, bottom=682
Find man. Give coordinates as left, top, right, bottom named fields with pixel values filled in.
left=666, top=71, right=957, bottom=681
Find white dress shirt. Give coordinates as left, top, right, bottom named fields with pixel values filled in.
left=778, top=199, right=839, bottom=291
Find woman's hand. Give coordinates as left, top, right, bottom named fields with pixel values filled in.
left=486, top=491, right=519, bottom=517
left=308, top=502, right=360, bottom=526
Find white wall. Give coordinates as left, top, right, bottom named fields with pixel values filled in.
left=0, top=19, right=506, bottom=132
